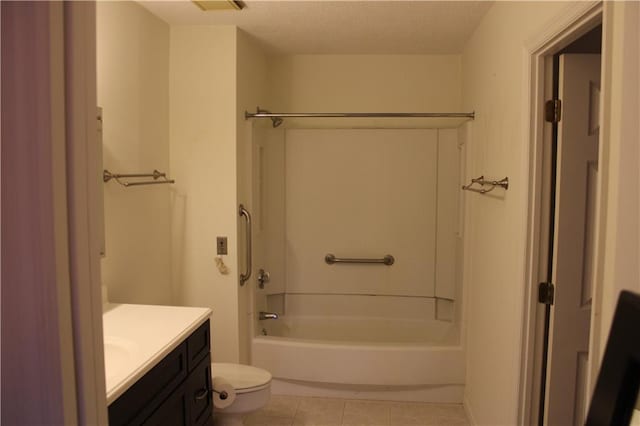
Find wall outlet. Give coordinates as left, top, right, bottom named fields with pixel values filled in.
left=216, top=237, right=228, bottom=255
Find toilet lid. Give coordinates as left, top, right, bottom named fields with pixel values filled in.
left=212, top=363, right=272, bottom=393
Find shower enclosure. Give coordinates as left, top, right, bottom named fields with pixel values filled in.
left=248, top=118, right=468, bottom=402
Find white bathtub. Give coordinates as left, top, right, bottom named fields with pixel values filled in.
left=251, top=314, right=465, bottom=402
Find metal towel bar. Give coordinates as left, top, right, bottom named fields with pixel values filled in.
left=462, top=175, right=509, bottom=194
left=325, top=254, right=395, bottom=266
left=103, top=169, right=175, bottom=187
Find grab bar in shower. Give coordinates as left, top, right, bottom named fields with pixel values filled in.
left=325, top=253, right=395, bottom=266
left=239, top=204, right=252, bottom=286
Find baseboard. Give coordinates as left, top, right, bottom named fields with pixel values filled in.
left=463, top=394, right=477, bottom=425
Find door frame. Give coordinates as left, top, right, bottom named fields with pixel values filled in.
left=519, top=2, right=605, bottom=425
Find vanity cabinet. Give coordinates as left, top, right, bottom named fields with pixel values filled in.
left=108, top=320, right=212, bottom=426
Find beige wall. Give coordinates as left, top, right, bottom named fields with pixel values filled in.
left=97, top=1, right=172, bottom=305
left=460, top=2, right=572, bottom=424
left=170, top=25, right=241, bottom=362
left=598, top=0, right=640, bottom=356
left=268, top=55, right=461, bottom=114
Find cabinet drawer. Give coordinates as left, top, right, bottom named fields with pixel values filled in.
left=108, top=343, right=188, bottom=426
left=187, top=320, right=210, bottom=372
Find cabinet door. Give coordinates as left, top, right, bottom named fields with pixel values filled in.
left=109, top=343, right=188, bottom=426
left=143, top=389, right=188, bottom=426
left=186, top=355, right=213, bottom=426
left=142, top=356, right=212, bottom=426
left=108, top=322, right=212, bottom=426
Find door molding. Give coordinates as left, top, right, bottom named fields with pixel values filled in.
left=519, top=2, right=604, bottom=425
left=63, top=2, right=109, bottom=424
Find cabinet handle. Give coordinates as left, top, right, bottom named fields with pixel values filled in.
left=194, top=389, right=209, bottom=401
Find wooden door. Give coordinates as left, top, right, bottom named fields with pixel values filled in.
left=545, top=54, right=601, bottom=426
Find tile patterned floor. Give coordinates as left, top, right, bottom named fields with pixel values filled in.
left=242, top=395, right=470, bottom=426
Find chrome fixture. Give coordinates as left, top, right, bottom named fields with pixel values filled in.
left=194, top=387, right=228, bottom=401
left=239, top=204, right=252, bottom=286
left=252, top=107, right=283, bottom=128
left=259, top=311, right=278, bottom=320
left=257, top=269, right=270, bottom=289
left=245, top=106, right=475, bottom=128
left=462, top=175, right=509, bottom=194
left=210, top=389, right=228, bottom=400
left=103, top=169, right=175, bottom=187
left=325, top=253, right=395, bottom=266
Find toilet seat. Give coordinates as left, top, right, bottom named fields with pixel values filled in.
left=212, top=363, right=272, bottom=394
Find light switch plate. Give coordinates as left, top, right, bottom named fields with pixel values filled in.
left=216, top=237, right=228, bottom=255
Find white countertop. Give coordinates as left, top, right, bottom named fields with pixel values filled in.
left=103, top=303, right=211, bottom=404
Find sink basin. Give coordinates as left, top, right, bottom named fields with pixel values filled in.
left=104, top=336, right=138, bottom=384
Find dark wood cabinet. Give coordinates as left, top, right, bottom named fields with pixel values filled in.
left=108, top=320, right=212, bottom=426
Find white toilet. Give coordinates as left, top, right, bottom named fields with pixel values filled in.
left=211, top=363, right=272, bottom=426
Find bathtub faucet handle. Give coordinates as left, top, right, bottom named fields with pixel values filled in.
left=259, top=311, right=278, bottom=320
left=257, top=269, right=270, bottom=289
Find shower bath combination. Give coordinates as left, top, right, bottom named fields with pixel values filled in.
left=246, top=113, right=472, bottom=402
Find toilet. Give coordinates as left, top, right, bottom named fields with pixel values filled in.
left=211, top=363, right=272, bottom=426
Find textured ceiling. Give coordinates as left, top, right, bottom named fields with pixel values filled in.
left=139, top=1, right=493, bottom=54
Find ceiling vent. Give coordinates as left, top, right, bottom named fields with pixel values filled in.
left=192, top=0, right=244, bottom=11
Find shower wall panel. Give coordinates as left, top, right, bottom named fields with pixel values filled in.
left=435, top=129, right=461, bottom=300
left=285, top=129, right=443, bottom=298
left=254, top=127, right=287, bottom=297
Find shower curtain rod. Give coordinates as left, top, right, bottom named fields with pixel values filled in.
left=245, top=107, right=475, bottom=127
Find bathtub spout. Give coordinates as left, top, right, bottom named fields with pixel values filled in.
left=259, top=311, right=279, bottom=320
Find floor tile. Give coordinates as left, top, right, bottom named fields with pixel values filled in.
left=244, top=415, right=295, bottom=426
left=388, top=402, right=468, bottom=426
left=293, top=397, right=345, bottom=426
left=293, top=412, right=343, bottom=426
left=246, top=396, right=470, bottom=426
left=260, top=395, right=301, bottom=418
left=342, top=400, right=389, bottom=426
left=298, top=397, right=345, bottom=413
left=388, top=402, right=428, bottom=425
left=425, top=403, right=468, bottom=426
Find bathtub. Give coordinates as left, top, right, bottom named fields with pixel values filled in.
left=251, top=314, right=465, bottom=403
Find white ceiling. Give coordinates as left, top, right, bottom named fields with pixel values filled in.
left=139, top=1, right=493, bottom=54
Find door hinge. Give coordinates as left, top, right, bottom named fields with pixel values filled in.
left=545, top=99, right=561, bottom=123
left=538, top=282, right=555, bottom=305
